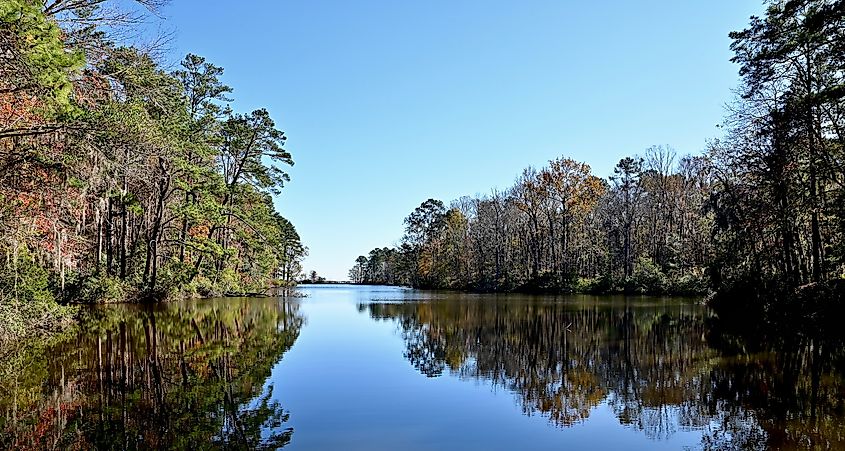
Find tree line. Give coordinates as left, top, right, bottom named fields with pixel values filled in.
left=0, top=0, right=306, bottom=326
left=352, top=0, right=845, bottom=303
left=351, top=149, right=713, bottom=294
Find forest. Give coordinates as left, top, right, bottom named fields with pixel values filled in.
left=351, top=1, right=845, bottom=311
left=0, top=0, right=306, bottom=343
left=2, top=1, right=845, bottom=448
left=351, top=149, right=713, bottom=295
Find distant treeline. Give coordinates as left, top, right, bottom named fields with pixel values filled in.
left=351, top=149, right=712, bottom=295
left=1, top=0, right=306, bottom=340
left=353, top=1, right=845, bottom=303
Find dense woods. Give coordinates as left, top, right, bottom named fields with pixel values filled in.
left=352, top=0, right=845, bottom=305
left=0, top=1, right=305, bottom=340
left=4, top=1, right=845, bottom=447
left=709, top=0, right=845, bottom=317
left=351, top=149, right=714, bottom=295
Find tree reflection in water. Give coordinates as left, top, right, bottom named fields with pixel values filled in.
left=366, top=295, right=845, bottom=450
left=0, top=298, right=303, bottom=450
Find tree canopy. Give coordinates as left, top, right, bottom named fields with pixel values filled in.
left=0, top=0, right=307, bottom=326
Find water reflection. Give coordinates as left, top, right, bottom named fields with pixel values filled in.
left=0, top=298, right=303, bottom=450
left=705, top=314, right=845, bottom=450
left=365, top=295, right=845, bottom=450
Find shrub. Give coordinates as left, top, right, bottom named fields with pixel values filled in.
left=666, top=268, right=709, bottom=295
left=157, top=260, right=196, bottom=294
left=187, top=274, right=217, bottom=297
left=219, top=267, right=241, bottom=294
left=628, top=257, right=667, bottom=294
left=573, top=275, right=614, bottom=294
left=0, top=247, right=54, bottom=305
left=70, top=274, right=127, bottom=303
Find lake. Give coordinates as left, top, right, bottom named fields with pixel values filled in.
left=2, top=285, right=843, bottom=450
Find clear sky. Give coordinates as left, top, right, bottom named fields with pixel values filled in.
left=159, top=0, right=762, bottom=281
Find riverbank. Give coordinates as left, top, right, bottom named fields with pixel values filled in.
left=0, top=273, right=298, bottom=351
left=357, top=270, right=710, bottom=297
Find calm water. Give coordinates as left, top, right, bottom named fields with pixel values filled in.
left=2, top=285, right=844, bottom=450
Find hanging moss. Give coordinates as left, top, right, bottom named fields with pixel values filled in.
left=0, top=246, right=54, bottom=305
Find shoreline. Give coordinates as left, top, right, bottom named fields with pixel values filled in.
left=330, top=282, right=711, bottom=298
left=0, top=285, right=306, bottom=349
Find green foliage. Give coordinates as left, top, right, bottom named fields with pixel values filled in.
left=628, top=257, right=667, bottom=294
left=0, top=248, right=76, bottom=342
left=220, top=109, right=292, bottom=194
left=708, top=0, right=845, bottom=319
left=0, top=247, right=53, bottom=305
left=181, top=274, right=218, bottom=298
left=666, top=268, right=709, bottom=296
left=1, top=2, right=305, bottom=316
left=0, top=0, right=84, bottom=115
left=64, top=273, right=127, bottom=304
left=356, top=148, right=715, bottom=297
left=156, top=260, right=196, bottom=294
left=219, top=267, right=242, bottom=294
left=573, top=275, right=614, bottom=294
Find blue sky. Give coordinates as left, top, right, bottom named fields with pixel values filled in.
left=160, top=1, right=762, bottom=280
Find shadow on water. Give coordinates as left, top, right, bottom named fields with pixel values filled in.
left=0, top=297, right=304, bottom=450
left=364, top=293, right=845, bottom=450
